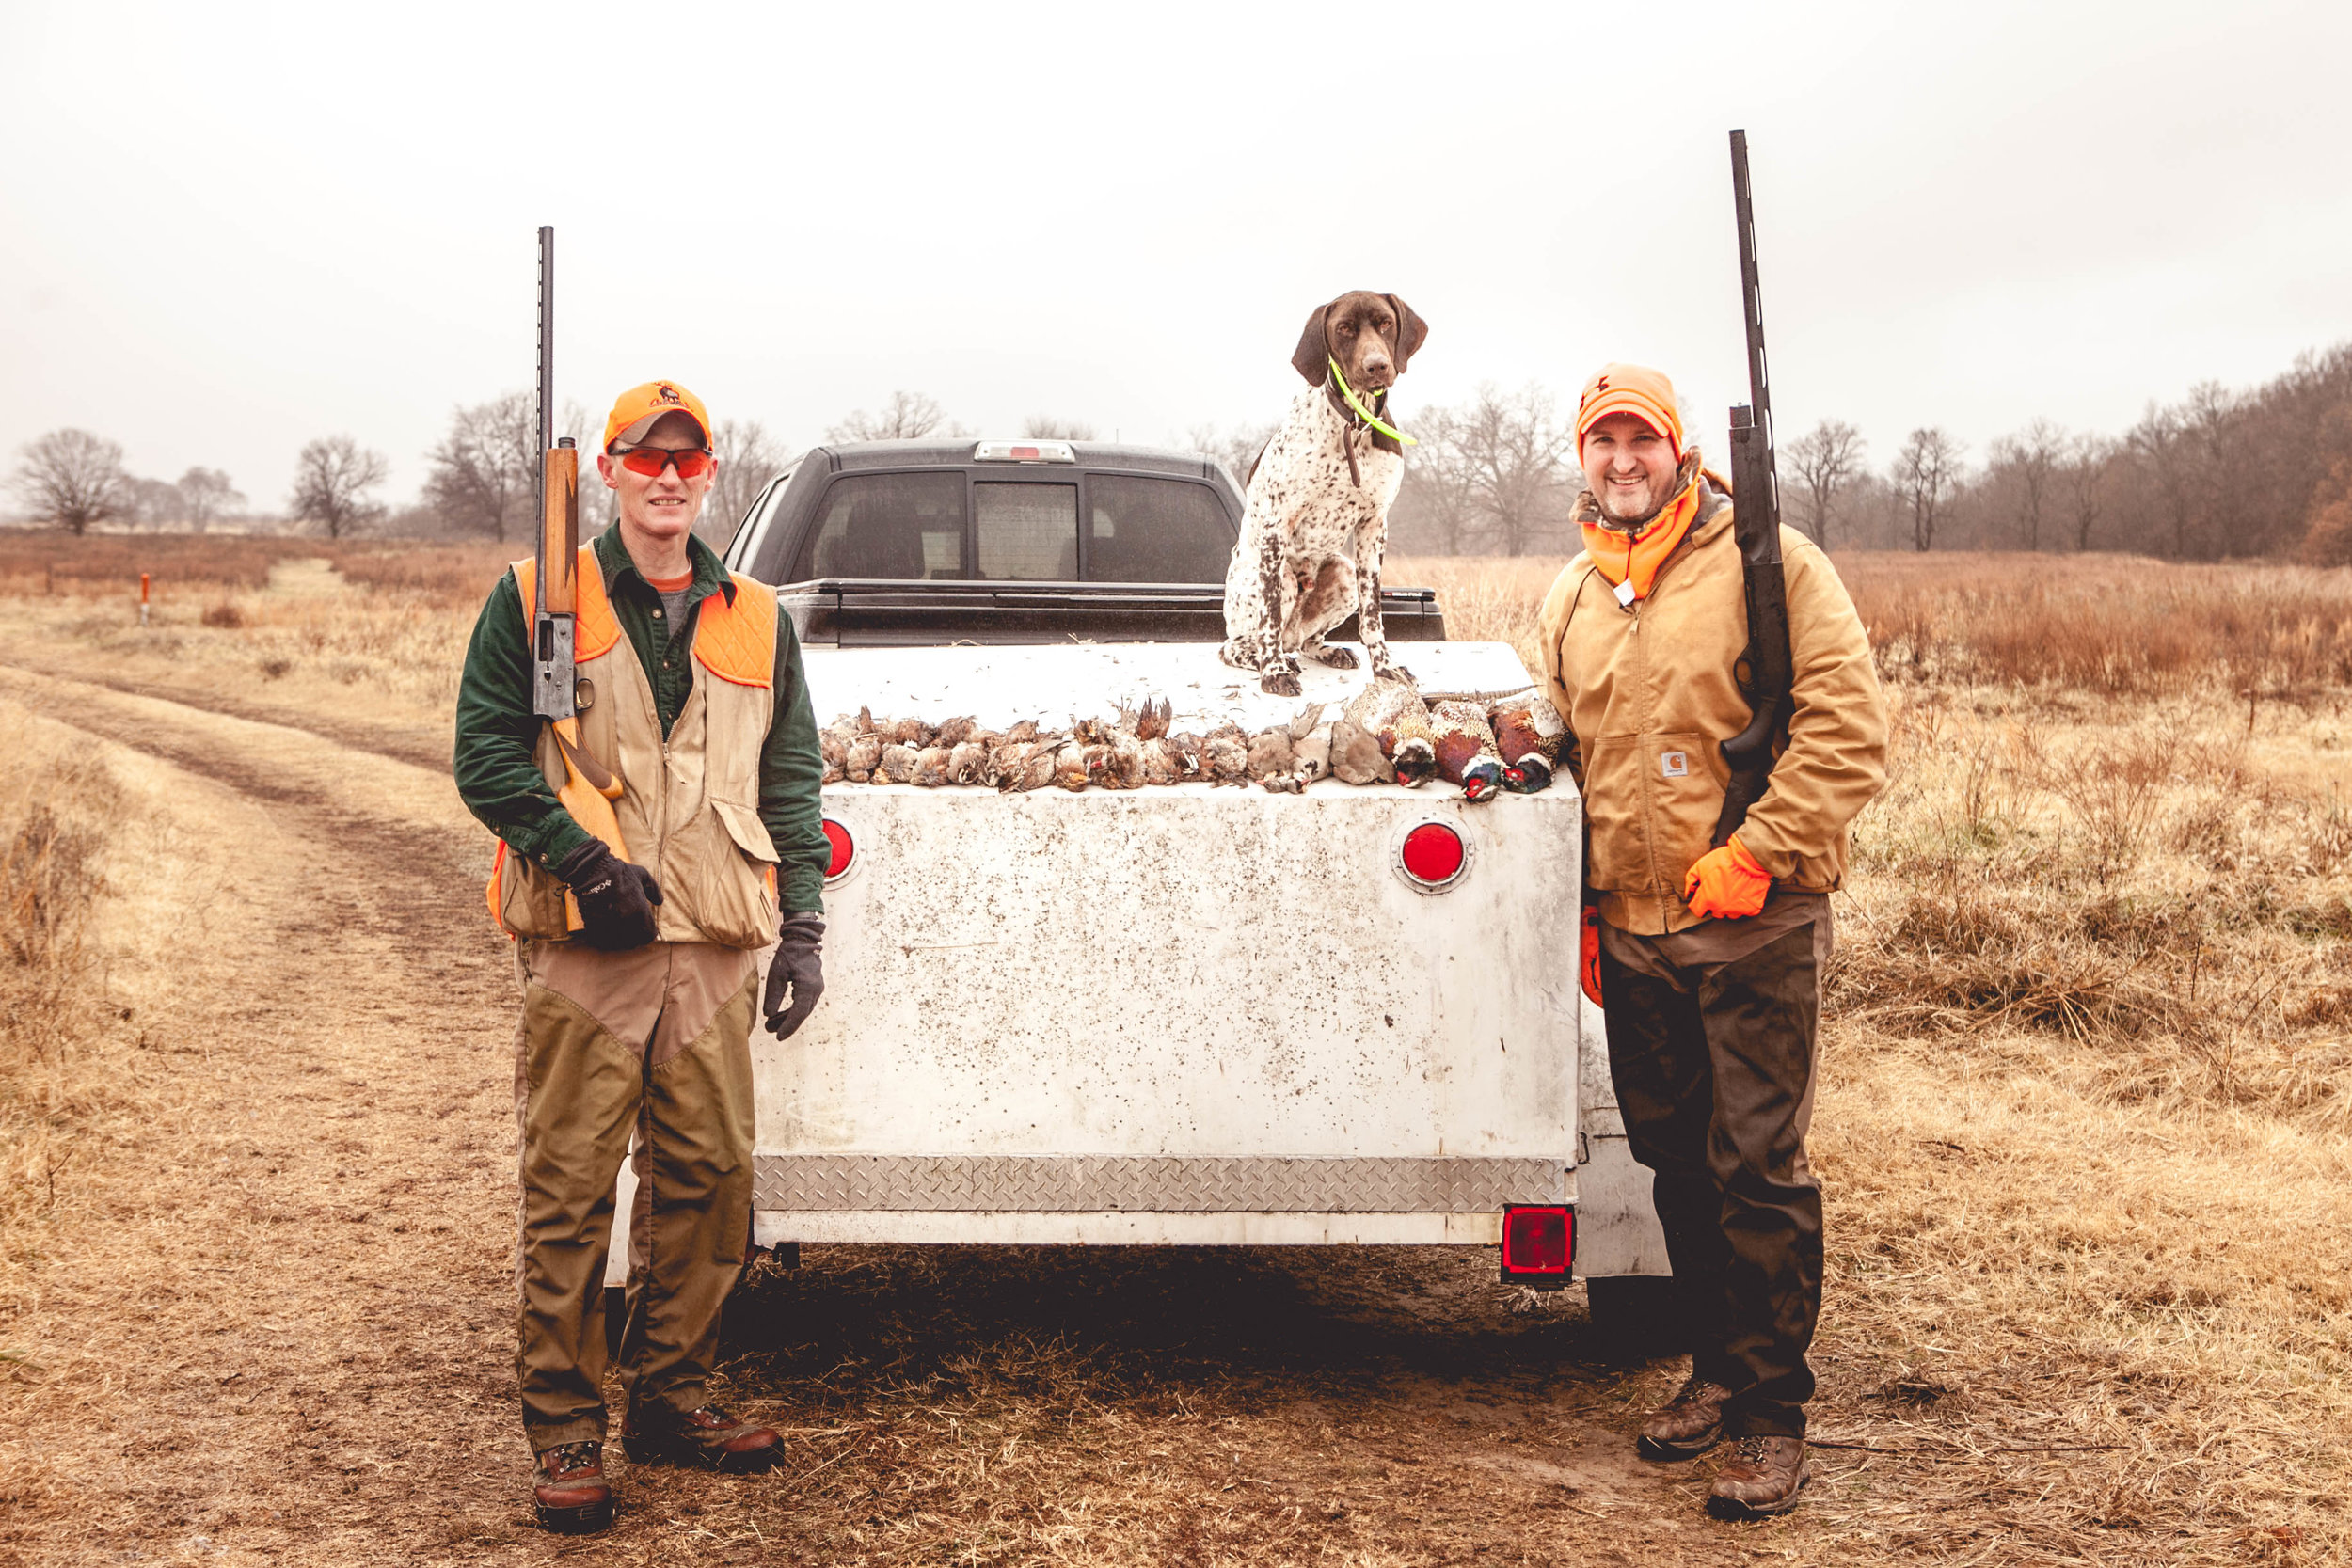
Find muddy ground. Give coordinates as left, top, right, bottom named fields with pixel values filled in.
left=2, top=632, right=2331, bottom=1566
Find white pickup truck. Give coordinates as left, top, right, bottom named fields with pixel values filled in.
left=614, top=438, right=1668, bottom=1316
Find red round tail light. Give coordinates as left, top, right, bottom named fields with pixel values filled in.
left=821, top=818, right=855, bottom=883
left=1397, top=821, right=1468, bottom=890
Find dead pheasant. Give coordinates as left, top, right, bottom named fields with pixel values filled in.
left=1429, top=701, right=1505, bottom=801
left=1488, top=689, right=1568, bottom=793
left=1342, top=681, right=1437, bottom=786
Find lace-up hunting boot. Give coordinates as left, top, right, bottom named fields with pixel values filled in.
left=1707, top=1435, right=1810, bottom=1519
left=532, top=1440, right=613, bottom=1533
left=1636, top=1372, right=1735, bottom=1460
left=622, top=1405, right=783, bottom=1473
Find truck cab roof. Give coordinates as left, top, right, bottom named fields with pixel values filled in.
left=722, top=438, right=1445, bottom=647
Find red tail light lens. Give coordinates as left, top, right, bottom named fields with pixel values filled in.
left=821, top=818, right=854, bottom=882
left=1398, top=822, right=1467, bottom=888
left=1501, top=1205, right=1573, bottom=1277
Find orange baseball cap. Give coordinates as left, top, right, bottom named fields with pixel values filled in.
left=602, top=380, right=712, bottom=452
left=1576, top=363, right=1683, bottom=457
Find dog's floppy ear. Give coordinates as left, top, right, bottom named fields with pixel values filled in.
left=1385, top=294, right=1428, bottom=373
left=1290, top=299, right=1336, bottom=385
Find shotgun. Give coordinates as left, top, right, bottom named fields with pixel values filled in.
left=1712, top=129, right=1794, bottom=847
left=531, top=225, right=628, bottom=932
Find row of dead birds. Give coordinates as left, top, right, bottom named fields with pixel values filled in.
left=820, top=683, right=1569, bottom=801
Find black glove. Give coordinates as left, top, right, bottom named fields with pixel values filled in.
left=553, top=840, right=663, bottom=951
left=763, top=914, right=826, bottom=1038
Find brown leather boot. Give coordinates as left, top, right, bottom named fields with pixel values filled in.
left=532, top=1441, right=614, bottom=1533
left=1707, top=1435, right=1810, bottom=1518
left=622, top=1404, right=783, bottom=1474
left=1636, top=1373, right=1735, bottom=1460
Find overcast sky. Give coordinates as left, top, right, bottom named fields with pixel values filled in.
left=6, top=0, right=2348, bottom=513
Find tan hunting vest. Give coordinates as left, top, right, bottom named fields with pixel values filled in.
left=486, top=545, right=783, bottom=948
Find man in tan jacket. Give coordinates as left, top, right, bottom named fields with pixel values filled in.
left=1536, top=362, right=1886, bottom=1519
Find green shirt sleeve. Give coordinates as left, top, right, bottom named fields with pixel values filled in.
left=759, top=610, right=830, bottom=916
left=452, top=568, right=596, bottom=873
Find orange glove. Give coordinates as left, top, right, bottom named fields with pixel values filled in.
left=1683, top=835, right=1772, bottom=920
left=1580, top=902, right=1604, bottom=1006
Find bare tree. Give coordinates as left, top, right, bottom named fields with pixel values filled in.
left=2062, top=433, right=2116, bottom=551
left=827, top=390, right=961, bottom=443
left=1184, top=421, right=1279, bottom=489
left=10, top=429, right=132, bottom=535
left=289, top=436, right=389, bottom=539
left=1020, top=415, right=1096, bottom=440
left=1454, top=382, right=1576, bottom=557
left=1785, top=419, right=1865, bottom=548
left=1895, top=427, right=1964, bottom=552
left=1986, top=417, right=2064, bottom=551
left=422, top=391, right=535, bottom=542
left=707, top=419, right=793, bottom=547
left=123, top=476, right=184, bottom=529
left=1390, top=404, right=1488, bottom=554
left=177, top=467, right=245, bottom=531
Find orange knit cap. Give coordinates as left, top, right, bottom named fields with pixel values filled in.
left=1575, top=363, right=1683, bottom=459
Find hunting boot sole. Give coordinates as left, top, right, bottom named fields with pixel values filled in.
left=534, top=1495, right=616, bottom=1534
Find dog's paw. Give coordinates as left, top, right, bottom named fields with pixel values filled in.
left=1307, top=644, right=1359, bottom=670
left=1260, top=669, right=1304, bottom=698
left=1375, top=663, right=1416, bottom=687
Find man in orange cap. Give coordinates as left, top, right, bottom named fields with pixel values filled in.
left=1535, top=362, right=1886, bottom=1518
left=454, top=379, right=831, bottom=1530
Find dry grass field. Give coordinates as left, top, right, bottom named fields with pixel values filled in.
left=0, top=535, right=2345, bottom=1565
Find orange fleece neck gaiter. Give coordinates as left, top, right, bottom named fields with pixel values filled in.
left=1581, top=476, right=1703, bottom=604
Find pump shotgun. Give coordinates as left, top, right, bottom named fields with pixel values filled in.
left=531, top=225, right=629, bottom=931
left=1712, top=130, right=1795, bottom=846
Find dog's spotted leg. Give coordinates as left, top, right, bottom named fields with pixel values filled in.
left=1255, top=522, right=1302, bottom=696
left=1355, top=523, right=1411, bottom=686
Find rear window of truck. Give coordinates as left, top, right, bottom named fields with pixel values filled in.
left=788, top=471, right=1235, bottom=584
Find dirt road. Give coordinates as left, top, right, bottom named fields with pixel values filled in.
left=0, top=657, right=1762, bottom=1567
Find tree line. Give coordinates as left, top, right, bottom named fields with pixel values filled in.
left=13, top=341, right=2352, bottom=562
left=1383, top=341, right=2352, bottom=561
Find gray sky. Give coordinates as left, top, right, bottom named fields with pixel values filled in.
left=7, top=0, right=2349, bottom=513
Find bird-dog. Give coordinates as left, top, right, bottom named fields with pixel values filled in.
left=1219, top=291, right=1428, bottom=697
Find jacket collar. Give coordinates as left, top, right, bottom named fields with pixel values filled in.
left=592, top=524, right=736, bottom=607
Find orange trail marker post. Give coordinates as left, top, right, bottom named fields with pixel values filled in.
left=139, top=572, right=151, bottom=627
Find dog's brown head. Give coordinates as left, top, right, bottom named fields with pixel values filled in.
left=1290, top=291, right=1428, bottom=393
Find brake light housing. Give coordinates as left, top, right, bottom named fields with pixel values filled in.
left=973, top=439, right=1077, bottom=464
left=1392, top=819, right=1471, bottom=894
left=820, top=818, right=857, bottom=886
left=1500, top=1204, right=1574, bottom=1289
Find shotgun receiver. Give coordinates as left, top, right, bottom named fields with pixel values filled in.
left=532, top=225, right=628, bottom=931
left=1712, top=129, right=1794, bottom=847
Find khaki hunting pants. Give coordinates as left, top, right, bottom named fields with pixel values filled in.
left=511, top=938, right=759, bottom=1453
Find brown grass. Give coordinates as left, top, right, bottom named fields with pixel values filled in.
left=0, top=539, right=2345, bottom=1564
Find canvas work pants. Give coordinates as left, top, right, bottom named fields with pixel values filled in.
left=1598, top=915, right=1826, bottom=1440
left=511, top=938, right=760, bottom=1454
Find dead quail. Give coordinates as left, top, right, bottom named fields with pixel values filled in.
left=873, top=742, right=921, bottom=784
left=1167, top=731, right=1205, bottom=781
left=946, top=739, right=990, bottom=784
left=1430, top=700, right=1506, bottom=802
left=1247, top=723, right=1295, bottom=788
left=911, top=744, right=952, bottom=787
left=1101, top=725, right=1145, bottom=789
left=818, top=721, right=852, bottom=784
left=1293, top=721, right=1333, bottom=784
left=845, top=732, right=883, bottom=783
left=1003, top=718, right=1041, bottom=745
left=1489, top=689, right=1567, bottom=793
left=933, top=715, right=979, bottom=749
left=1140, top=733, right=1186, bottom=785
left=1009, top=740, right=1059, bottom=793
left=1343, top=681, right=1437, bottom=786
left=1327, top=717, right=1395, bottom=785
left=1054, top=736, right=1094, bottom=791
left=881, top=716, right=936, bottom=748
left=1136, top=697, right=1173, bottom=742
left=1202, top=721, right=1250, bottom=785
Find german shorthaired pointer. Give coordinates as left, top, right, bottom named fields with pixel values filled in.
left=1219, top=291, right=1428, bottom=697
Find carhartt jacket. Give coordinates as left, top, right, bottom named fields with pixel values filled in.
left=1535, top=483, right=1887, bottom=934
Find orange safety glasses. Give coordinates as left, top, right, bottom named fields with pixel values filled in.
left=612, top=445, right=714, bottom=480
